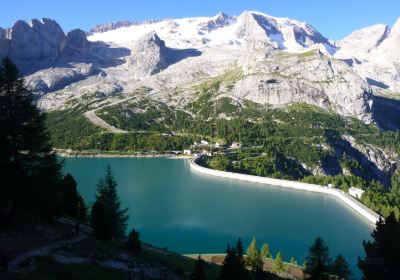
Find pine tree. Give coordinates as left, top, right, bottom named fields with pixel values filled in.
left=127, top=228, right=141, bottom=254
left=261, top=243, right=271, bottom=259
left=0, top=57, right=62, bottom=219
left=358, top=213, right=400, bottom=279
left=290, top=257, right=298, bottom=266
left=90, top=166, right=128, bottom=241
left=219, top=245, right=237, bottom=280
left=90, top=190, right=108, bottom=240
left=218, top=244, right=248, bottom=280
left=303, top=237, right=331, bottom=280
left=191, top=255, right=207, bottom=280
left=77, top=196, right=87, bottom=222
left=246, top=238, right=263, bottom=272
left=273, top=252, right=285, bottom=274
left=236, top=238, right=245, bottom=267
left=331, top=255, right=351, bottom=280
left=61, top=173, right=80, bottom=218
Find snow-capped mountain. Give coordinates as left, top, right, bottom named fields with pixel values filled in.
left=0, top=11, right=399, bottom=125
left=334, top=18, right=400, bottom=93
left=334, top=24, right=390, bottom=61
left=88, top=11, right=333, bottom=52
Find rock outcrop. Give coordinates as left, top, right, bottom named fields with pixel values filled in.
left=4, top=19, right=65, bottom=62
left=235, top=11, right=332, bottom=51
left=90, top=21, right=134, bottom=34
left=335, top=24, right=389, bottom=61
left=2, top=12, right=399, bottom=124
left=235, top=51, right=373, bottom=122
left=200, top=12, right=233, bottom=32
left=129, top=31, right=167, bottom=76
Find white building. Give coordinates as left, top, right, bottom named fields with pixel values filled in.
left=230, top=142, right=242, bottom=149
left=200, top=140, right=209, bottom=146
left=183, top=150, right=192, bottom=155
left=349, top=187, right=365, bottom=199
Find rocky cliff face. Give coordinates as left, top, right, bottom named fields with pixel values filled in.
left=90, top=21, right=134, bottom=34
left=200, top=12, right=233, bottom=32
left=235, top=11, right=331, bottom=51
left=334, top=18, right=400, bottom=93
left=1, top=19, right=65, bottom=62
left=234, top=51, right=373, bottom=122
left=128, top=31, right=168, bottom=76
left=335, top=24, right=389, bottom=61
left=1, top=12, right=400, bottom=125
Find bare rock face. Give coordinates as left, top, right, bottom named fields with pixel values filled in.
left=200, top=12, right=233, bottom=32
left=0, top=14, right=393, bottom=125
left=235, top=11, right=331, bottom=51
left=236, top=11, right=280, bottom=50
left=63, top=29, right=92, bottom=58
left=65, top=29, right=91, bottom=51
left=129, top=31, right=167, bottom=76
left=7, top=19, right=66, bottom=62
left=90, top=21, right=133, bottom=34
left=342, top=135, right=399, bottom=175
left=234, top=51, right=373, bottom=123
left=26, top=64, right=100, bottom=96
left=373, top=18, right=400, bottom=63
left=0, top=27, right=10, bottom=59
left=335, top=24, right=389, bottom=61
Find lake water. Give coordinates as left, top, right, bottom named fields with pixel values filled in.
left=63, top=157, right=373, bottom=276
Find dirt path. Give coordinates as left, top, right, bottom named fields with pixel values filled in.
left=8, top=232, right=89, bottom=272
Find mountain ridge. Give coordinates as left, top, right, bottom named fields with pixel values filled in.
left=0, top=11, right=399, bottom=125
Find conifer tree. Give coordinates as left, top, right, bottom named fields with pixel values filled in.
left=191, top=255, right=207, bottom=280
left=331, top=255, right=351, bottom=280
left=127, top=228, right=141, bottom=254
left=246, top=238, right=263, bottom=272
left=90, top=182, right=108, bottom=240
left=77, top=196, right=87, bottom=222
left=273, top=252, right=285, bottom=274
left=261, top=243, right=271, bottom=259
left=303, top=237, right=331, bottom=280
left=0, top=56, right=62, bottom=219
left=236, top=238, right=245, bottom=267
left=358, top=213, right=400, bottom=279
left=90, top=166, right=128, bottom=241
left=290, top=257, right=298, bottom=266
left=61, top=173, right=80, bottom=218
left=219, top=244, right=248, bottom=280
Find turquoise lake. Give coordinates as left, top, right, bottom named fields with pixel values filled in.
left=63, top=157, right=373, bottom=276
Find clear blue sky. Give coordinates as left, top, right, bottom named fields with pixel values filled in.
left=1, top=0, right=399, bottom=40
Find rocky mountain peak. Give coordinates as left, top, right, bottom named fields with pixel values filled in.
left=1, top=18, right=65, bottom=62
left=129, top=31, right=167, bottom=76
left=335, top=24, right=390, bottom=60
left=391, top=17, right=400, bottom=33
left=65, top=29, right=91, bottom=50
left=135, top=31, right=166, bottom=51
left=2, top=14, right=398, bottom=124
left=200, top=12, right=234, bottom=32
left=235, top=11, right=331, bottom=51
left=90, top=20, right=134, bottom=34
left=235, top=11, right=279, bottom=49
left=371, top=18, right=400, bottom=64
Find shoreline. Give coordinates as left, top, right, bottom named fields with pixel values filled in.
left=190, top=156, right=381, bottom=226
left=54, top=149, right=193, bottom=159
